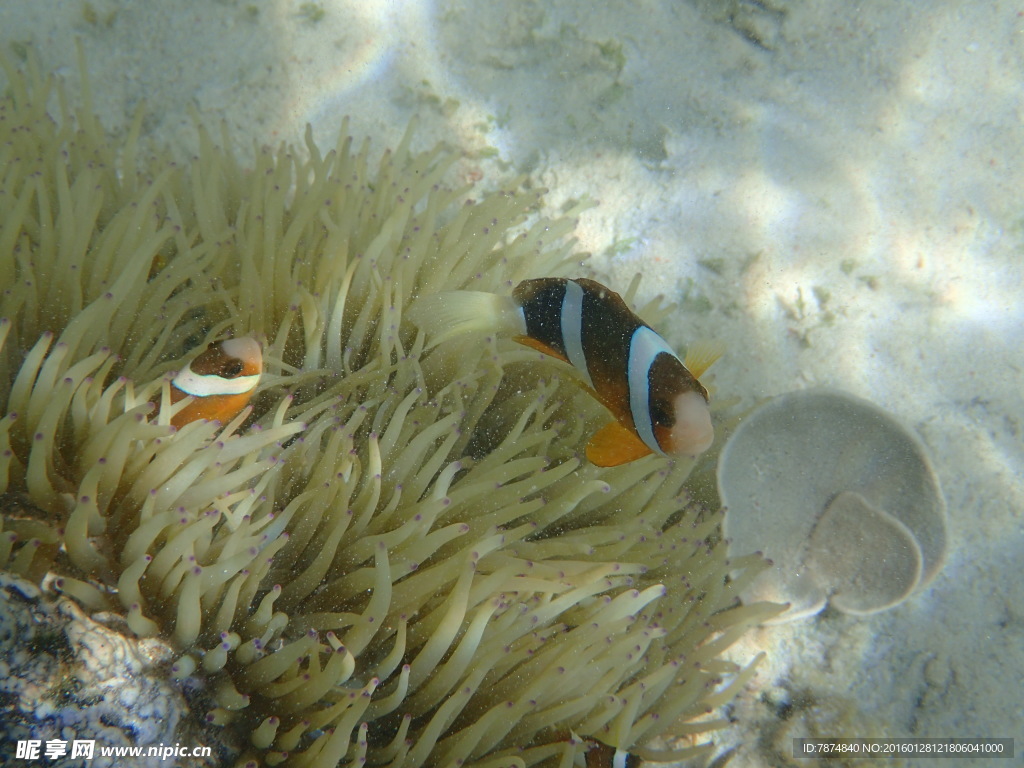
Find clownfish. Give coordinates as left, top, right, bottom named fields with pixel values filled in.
left=408, top=277, right=719, bottom=467
left=167, top=337, right=262, bottom=428
left=582, top=739, right=641, bottom=768
left=564, top=733, right=641, bottom=768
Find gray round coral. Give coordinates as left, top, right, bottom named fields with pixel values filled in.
left=718, top=388, right=947, bottom=623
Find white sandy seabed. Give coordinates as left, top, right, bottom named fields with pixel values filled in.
left=3, top=0, right=1022, bottom=765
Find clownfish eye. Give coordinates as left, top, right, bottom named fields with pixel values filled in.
left=223, top=360, right=245, bottom=378
left=650, top=399, right=674, bottom=427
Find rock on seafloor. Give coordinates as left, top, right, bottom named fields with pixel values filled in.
left=0, top=572, right=239, bottom=767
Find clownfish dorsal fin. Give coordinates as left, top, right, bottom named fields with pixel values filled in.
left=586, top=420, right=653, bottom=467
left=512, top=334, right=570, bottom=364
left=682, top=340, right=723, bottom=379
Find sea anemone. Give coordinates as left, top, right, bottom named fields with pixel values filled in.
left=0, top=50, right=778, bottom=767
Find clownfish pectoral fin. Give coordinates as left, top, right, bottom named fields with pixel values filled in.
left=683, top=340, right=724, bottom=379
left=512, top=334, right=571, bottom=363
left=585, top=420, right=654, bottom=467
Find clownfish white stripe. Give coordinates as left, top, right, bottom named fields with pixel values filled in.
left=611, top=748, right=631, bottom=768
left=560, top=279, right=594, bottom=389
left=172, top=368, right=260, bottom=397
left=627, top=325, right=678, bottom=455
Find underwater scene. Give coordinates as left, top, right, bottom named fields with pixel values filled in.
left=0, top=1, right=1020, bottom=767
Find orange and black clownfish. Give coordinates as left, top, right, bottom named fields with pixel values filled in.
left=167, top=337, right=262, bottom=429
left=579, top=737, right=641, bottom=768
left=408, top=277, right=719, bottom=467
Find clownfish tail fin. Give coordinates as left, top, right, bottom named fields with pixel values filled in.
left=406, top=290, right=525, bottom=348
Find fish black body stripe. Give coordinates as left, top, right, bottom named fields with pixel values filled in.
left=513, top=279, right=572, bottom=359
left=577, top=278, right=640, bottom=403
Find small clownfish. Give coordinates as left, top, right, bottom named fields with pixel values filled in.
left=167, top=337, right=262, bottom=428
left=583, top=739, right=641, bottom=768
left=408, top=277, right=720, bottom=467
